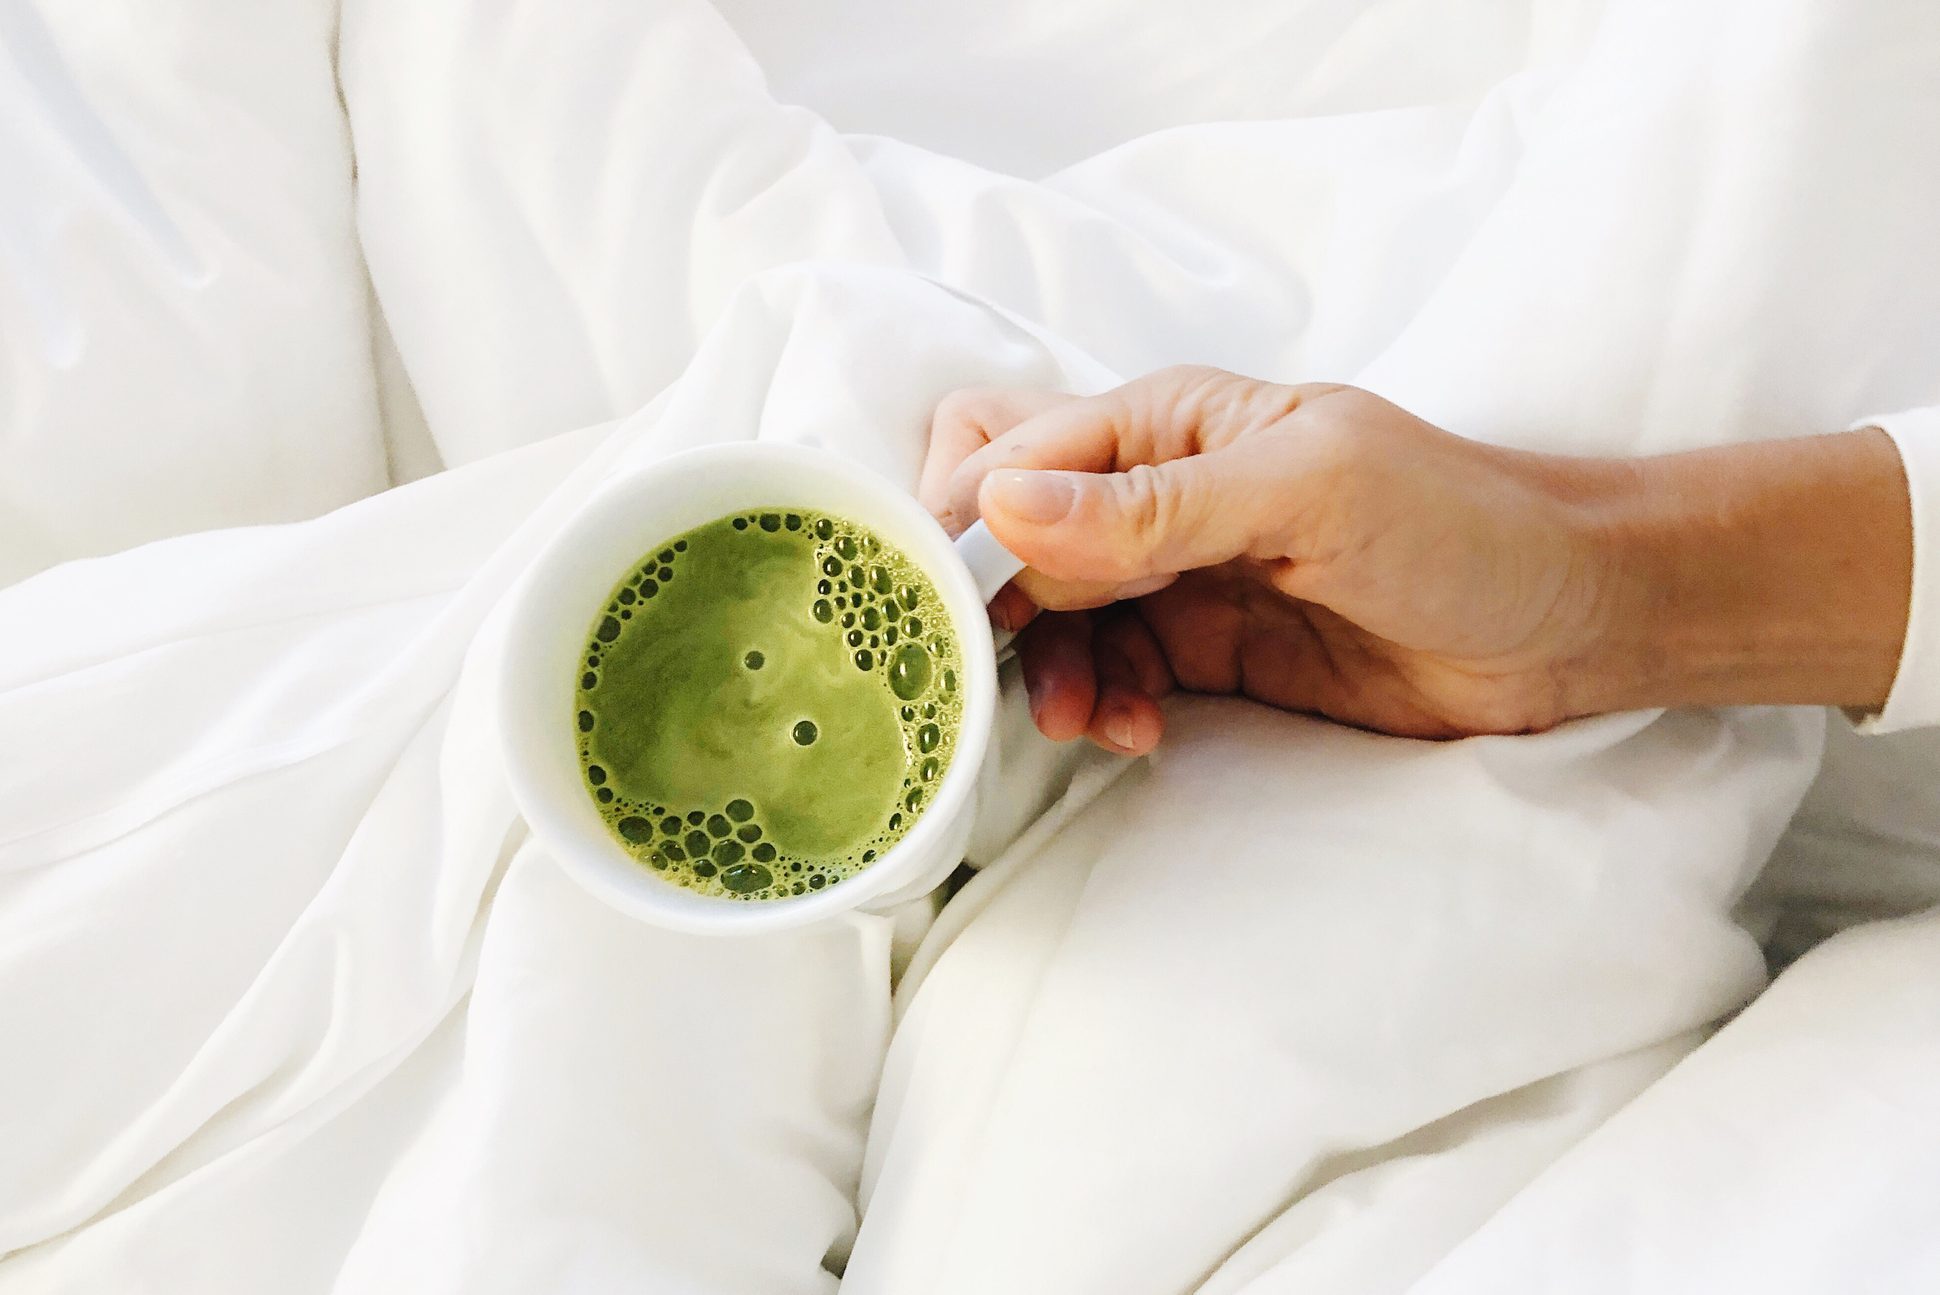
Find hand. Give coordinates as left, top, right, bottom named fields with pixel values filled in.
left=918, top=367, right=1624, bottom=749
left=920, top=367, right=1912, bottom=754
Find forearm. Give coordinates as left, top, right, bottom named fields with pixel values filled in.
left=1562, top=428, right=1912, bottom=717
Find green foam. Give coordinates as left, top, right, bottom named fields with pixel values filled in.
left=575, top=507, right=963, bottom=901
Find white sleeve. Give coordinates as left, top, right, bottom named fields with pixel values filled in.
left=1847, top=405, right=1940, bottom=734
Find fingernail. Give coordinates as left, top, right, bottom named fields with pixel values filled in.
left=986, top=470, right=1076, bottom=524
left=1109, top=574, right=1175, bottom=601
left=1105, top=710, right=1137, bottom=750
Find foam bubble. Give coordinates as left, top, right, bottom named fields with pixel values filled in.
left=890, top=645, right=932, bottom=701
left=722, top=862, right=772, bottom=893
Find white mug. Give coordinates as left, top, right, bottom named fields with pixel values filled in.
left=498, top=442, right=1025, bottom=935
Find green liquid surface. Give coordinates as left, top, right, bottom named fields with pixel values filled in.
left=575, top=509, right=963, bottom=900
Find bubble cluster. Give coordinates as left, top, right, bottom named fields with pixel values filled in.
left=573, top=507, right=963, bottom=902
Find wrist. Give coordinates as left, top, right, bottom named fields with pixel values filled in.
left=1562, top=430, right=1911, bottom=717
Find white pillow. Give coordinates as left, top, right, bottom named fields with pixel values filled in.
left=0, top=0, right=385, bottom=586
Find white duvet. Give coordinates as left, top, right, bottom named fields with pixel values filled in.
left=4, top=1, right=1940, bottom=1290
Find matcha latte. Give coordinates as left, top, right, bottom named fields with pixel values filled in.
left=573, top=509, right=963, bottom=901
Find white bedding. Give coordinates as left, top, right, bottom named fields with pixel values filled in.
left=5, top=1, right=1940, bottom=1291
left=0, top=0, right=387, bottom=586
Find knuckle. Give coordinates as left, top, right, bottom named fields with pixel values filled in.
left=1141, top=366, right=1308, bottom=452
left=1108, top=462, right=1169, bottom=538
left=1146, top=363, right=1231, bottom=395
left=930, top=387, right=1004, bottom=430
left=1107, top=462, right=1200, bottom=564
left=1147, top=366, right=1236, bottom=426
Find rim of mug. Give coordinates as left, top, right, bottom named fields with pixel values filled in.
left=497, top=441, right=997, bottom=935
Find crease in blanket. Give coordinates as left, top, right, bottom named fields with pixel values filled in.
left=0, top=615, right=530, bottom=1257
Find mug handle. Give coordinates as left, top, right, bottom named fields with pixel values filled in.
left=954, top=519, right=1028, bottom=605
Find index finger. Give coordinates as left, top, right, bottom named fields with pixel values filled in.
left=917, top=388, right=1075, bottom=532
left=940, top=386, right=1147, bottom=529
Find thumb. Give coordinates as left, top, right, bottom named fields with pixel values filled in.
left=978, top=448, right=1272, bottom=586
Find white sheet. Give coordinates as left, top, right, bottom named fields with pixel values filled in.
left=5, top=1, right=1940, bottom=1291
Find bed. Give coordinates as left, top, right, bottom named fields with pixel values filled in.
left=3, top=1, right=1939, bottom=1290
